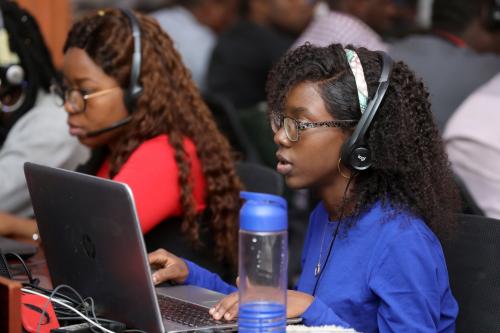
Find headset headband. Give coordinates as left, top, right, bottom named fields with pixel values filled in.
left=350, top=51, right=392, bottom=148
left=120, top=8, right=143, bottom=113
left=341, top=50, right=393, bottom=171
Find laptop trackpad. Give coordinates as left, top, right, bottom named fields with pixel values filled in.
left=157, top=285, right=224, bottom=308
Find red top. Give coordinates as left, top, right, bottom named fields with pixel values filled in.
left=97, top=135, right=206, bottom=233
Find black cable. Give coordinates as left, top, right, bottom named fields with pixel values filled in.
left=312, top=175, right=355, bottom=296
left=57, top=317, right=118, bottom=324
left=25, top=283, right=149, bottom=332
left=26, top=284, right=82, bottom=306
left=5, top=251, right=38, bottom=285
left=37, top=284, right=87, bottom=332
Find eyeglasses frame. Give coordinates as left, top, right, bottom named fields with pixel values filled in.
left=272, top=115, right=358, bottom=142
left=52, top=85, right=120, bottom=114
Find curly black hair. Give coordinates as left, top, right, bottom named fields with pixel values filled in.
left=266, top=43, right=460, bottom=235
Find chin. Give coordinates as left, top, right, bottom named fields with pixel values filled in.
left=78, top=137, right=101, bottom=149
left=284, top=175, right=308, bottom=190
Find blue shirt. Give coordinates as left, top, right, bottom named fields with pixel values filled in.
left=184, top=201, right=458, bottom=332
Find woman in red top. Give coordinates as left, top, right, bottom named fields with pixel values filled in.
left=58, top=8, right=242, bottom=271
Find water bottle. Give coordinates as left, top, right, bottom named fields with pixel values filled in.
left=238, top=191, right=288, bottom=332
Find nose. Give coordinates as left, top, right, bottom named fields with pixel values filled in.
left=273, top=127, right=291, bottom=147
left=64, top=100, right=79, bottom=115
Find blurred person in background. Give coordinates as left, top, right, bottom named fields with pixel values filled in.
left=293, top=0, right=399, bottom=51
left=390, top=0, right=500, bottom=131
left=0, top=1, right=88, bottom=238
left=152, top=0, right=239, bottom=91
left=443, top=72, right=500, bottom=219
left=386, top=0, right=420, bottom=38
left=206, top=0, right=316, bottom=109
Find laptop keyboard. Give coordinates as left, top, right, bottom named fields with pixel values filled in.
left=157, top=294, right=237, bottom=327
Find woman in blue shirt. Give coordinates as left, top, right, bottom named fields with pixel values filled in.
left=149, top=43, right=459, bottom=332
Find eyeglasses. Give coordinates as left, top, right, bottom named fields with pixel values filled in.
left=51, top=85, right=120, bottom=113
left=271, top=115, right=358, bottom=142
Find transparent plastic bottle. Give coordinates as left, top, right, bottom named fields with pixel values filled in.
left=238, top=191, right=288, bottom=333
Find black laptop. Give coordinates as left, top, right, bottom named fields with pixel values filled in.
left=24, top=162, right=238, bottom=333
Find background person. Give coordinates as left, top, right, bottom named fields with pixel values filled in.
left=443, top=72, right=500, bottom=219
left=390, top=0, right=500, bottom=130
left=292, top=0, right=399, bottom=51
left=0, top=1, right=88, bottom=238
left=206, top=0, right=316, bottom=109
left=152, top=0, right=239, bottom=91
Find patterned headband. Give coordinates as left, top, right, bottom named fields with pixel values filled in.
left=344, top=49, right=368, bottom=113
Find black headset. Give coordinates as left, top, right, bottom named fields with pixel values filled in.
left=0, top=6, right=25, bottom=107
left=120, top=8, right=143, bottom=114
left=485, top=0, right=500, bottom=30
left=0, top=65, right=25, bottom=86
left=84, top=9, right=143, bottom=137
left=340, top=51, right=393, bottom=171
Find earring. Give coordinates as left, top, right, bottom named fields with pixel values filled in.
left=337, top=158, right=351, bottom=179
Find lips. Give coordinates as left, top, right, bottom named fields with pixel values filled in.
left=67, top=122, right=86, bottom=137
left=276, top=152, right=293, bottom=175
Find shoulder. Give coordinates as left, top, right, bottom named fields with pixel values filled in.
left=19, top=91, right=65, bottom=119
left=444, top=73, right=500, bottom=143
left=390, top=35, right=445, bottom=61
left=358, top=202, right=440, bottom=248
left=10, top=91, right=70, bottom=135
left=126, top=135, right=197, bottom=165
left=354, top=204, right=447, bottom=280
left=153, top=6, right=213, bottom=40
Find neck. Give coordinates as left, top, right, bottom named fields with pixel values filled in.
left=317, top=173, right=354, bottom=220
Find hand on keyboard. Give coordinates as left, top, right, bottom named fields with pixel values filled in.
left=148, top=248, right=189, bottom=285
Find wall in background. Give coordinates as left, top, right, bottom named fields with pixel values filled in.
left=16, top=0, right=72, bottom=68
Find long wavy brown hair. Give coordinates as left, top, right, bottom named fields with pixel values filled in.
left=64, top=9, right=241, bottom=264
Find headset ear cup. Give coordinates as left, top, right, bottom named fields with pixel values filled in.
left=350, top=146, right=372, bottom=171
left=340, top=139, right=372, bottom=171
left=123, top=86, right=143, bottom=114
left=5, top=64, right=25, bottom=85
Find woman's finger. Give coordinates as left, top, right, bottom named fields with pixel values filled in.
left=210, top=292, right=239, bottom=320
left=148, top=248, right=170, bottom=267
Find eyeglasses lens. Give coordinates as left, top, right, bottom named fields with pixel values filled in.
left=284, top=117, right=298, bottom=141
left=67, top=90, right=85, bottom=112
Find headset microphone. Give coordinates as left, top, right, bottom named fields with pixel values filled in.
left=84, top=116, right=132, bottom=138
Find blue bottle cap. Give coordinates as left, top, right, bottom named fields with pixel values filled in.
left=240, top=191, right=287, bottom=232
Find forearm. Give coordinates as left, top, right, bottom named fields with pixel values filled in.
left=300, top=297, right=352, bottom=328
left=184, top=259, right=237, bottom=295
left=0, top=212, right=38, bottom=239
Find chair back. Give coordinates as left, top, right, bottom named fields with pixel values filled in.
left=203, top=94, right=262, bottom=164
left=440, top=214, right=500, bottom=332
left=454, top=174, right=484, bottom=216
left=238, top=102, right=277, bottom=169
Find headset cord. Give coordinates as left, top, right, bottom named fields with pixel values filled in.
left=312, top=174, right=355, bottom=296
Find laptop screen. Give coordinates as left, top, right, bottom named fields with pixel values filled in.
left=24, top=162, right=165, bottom=333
